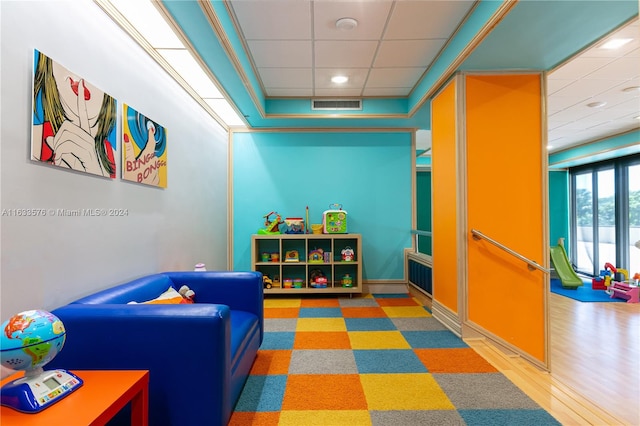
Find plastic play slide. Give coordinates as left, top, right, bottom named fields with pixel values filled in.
left=550, top=245, right=583, bottom=289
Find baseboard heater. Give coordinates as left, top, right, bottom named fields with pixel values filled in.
left=408, top=256, right=432, bottom=296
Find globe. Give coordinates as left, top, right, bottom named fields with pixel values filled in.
left=0, top=310, right=66, bottom=378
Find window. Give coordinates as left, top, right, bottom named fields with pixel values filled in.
left=570, top=154, right=640, bottom=277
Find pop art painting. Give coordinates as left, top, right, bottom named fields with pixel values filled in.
left=122, top=104, right=167, bottom=188
left=31, top=50, right=117, bottom=178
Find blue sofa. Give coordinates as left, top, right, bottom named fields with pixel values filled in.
left=49, top=271, right=263, bottom=426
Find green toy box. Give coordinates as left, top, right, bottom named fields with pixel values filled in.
left=323, top=203, right=347, bottom=234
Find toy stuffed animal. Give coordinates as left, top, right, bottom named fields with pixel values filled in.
left=178, top=285, right=196, bottom=304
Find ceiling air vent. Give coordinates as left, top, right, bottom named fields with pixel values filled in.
left=312, top=99, right=362, bottom=111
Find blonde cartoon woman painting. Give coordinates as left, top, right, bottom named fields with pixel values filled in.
left=31, top=50, right=116, bottom=178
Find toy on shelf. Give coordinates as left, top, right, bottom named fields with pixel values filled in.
left=258, top=211, right=283, bottom=234
left=323, top=203, right=348, bottom=234
left=284, top=217, right=304, bottom=234
left=308, top=248, right=324, bottom=263
left=309, top=269, right=328, bottom=288
left=285, top=250, right=299, bottom=262
left=341, top=246, right=355, bottom=262
left=262, top=275, right=281, bottom=289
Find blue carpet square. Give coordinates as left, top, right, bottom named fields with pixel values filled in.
left=345, top=317, right=397, bottom=331
left=402, top=330, right=469, bottom=348
left=261, top=331, right=295, bottom=349
left=459, top=409, right=561, bottom=425
left=354, top=349, right=428, bottom=373
left=299, top=307, right=343, bottom=318
left=234, top=375, right=287, bottom=412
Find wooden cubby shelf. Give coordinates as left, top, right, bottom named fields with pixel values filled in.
left=251, top=233, right=362, bottom=295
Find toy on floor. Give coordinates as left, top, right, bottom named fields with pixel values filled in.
left=179, top=285, right=195, bottom=303
left=549, top=245, right=583, bottom=289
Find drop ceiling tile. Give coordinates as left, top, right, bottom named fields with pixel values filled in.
left=230, top=1, right=311, bottom=40
left=374, top=39, right=446, bottom=68
left=552, top=78, right=623, bottom=98
left=547, top=96, right=588, bottom=112
left=362, top=87, right=412, bottom=96
left=385, top=1, right=474, bottom=40
left=586, top=56, right=640, bottom=80
left=265, top=88, right=314, bottom=97
left=548, top=57, right=613, bottom=80
left=315, top=40, right=378, bottom=68
left=313, top=1, right=392, bottom=40
left=315, top=68, right=368, bottom=89
left=258, top=68, right=312, bottom=89
left=314, top=88, right=365, bottom=97
left=366, top=68, right=424, bottom=88
left=247, top=40, right=312, bottom=68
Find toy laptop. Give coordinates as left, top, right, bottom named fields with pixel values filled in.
left=323, top=203, right=348, bottom=234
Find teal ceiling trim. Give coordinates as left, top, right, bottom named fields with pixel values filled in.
left=408, top=0, right=507, bottom=112
left=206, top=0, right=265, bottom=110
left=245, top=101, right=431, bottom=129
left=265, top=97, right=409, bottom=115
left=461, top=0, right=639, bottom=71
left=549, top=130, right=640, bottom=169
left=160, top=0, right=264, bottom=123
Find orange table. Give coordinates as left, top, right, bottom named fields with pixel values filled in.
left=1, top=370, right=148, bottom=426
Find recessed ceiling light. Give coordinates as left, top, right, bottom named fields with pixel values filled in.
left=599, top=38, right=633, bottom=49
left=634, top=115, right=640, bottom=120
left=547, top=145, right=553, bottom=150
left=331, top=75, right=349, bottom=84
left=622, top=86, right=640, bottom=93
left=335, top=17, right=358, bottom=31
left=587, top=101, right=607, bottom=108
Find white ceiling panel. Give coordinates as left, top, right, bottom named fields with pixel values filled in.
left=315, top=88, right=366, bottom=97
left=385, top=1, right=475, bottom=40
left=259, top=68, right=313, bottom=88
left=315, top=68, right=368, bottom=90
left=315, top=40, right=378, bottom=68
left=313, top=1, right=392, bottom=40
left=363, top=87, right=412, bottom=96
left=367, top=67, right=425, bottom=88
left=230, top=1, right=311, bottom=40
left=247, top=40, right=312, bottom=68
left=374, top=39, right=446, bottom=68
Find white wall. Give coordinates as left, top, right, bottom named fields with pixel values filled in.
left=0, top=1, right=229, bottom=319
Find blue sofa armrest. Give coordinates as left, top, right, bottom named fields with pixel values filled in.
left=164, top=271, right=264, bottom=344
left=49, top=303, right=232, bottom=426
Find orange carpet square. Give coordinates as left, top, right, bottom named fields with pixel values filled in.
left=294, top=331, right=351, bottom=349
left=414, top=348, right=498, bottom=373
left=282, top=374, right=367, bottom=410
left=301, top=298, right=340, bottom=308
left=376, top=297, right=420, bottom=307
left=228, top=411, right=280, bottom=426
left=264, top=307, right=300, bottom=318
left=341, top=307, right=387, bottom=318
left=249, top=350, right=292, bottom=375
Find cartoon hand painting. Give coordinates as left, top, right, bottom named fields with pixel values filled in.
left=123, top=122, right=160, bottom=186
left=31, top=50, right=116, bottom=178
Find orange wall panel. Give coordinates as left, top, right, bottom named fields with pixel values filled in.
left=464, top=74, right=546, bottom=361
left=431, top=79, right=459, bottom=313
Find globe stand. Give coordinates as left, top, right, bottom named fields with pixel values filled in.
left=1, top=310, right=83, bottom=413
left=1, top=368, right=83, bottom=413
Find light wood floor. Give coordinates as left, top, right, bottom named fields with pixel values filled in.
left=410, top=287, right=640, bottom=425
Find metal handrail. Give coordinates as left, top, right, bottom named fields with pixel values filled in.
left=411, top=229, right=432, bottom=253
left=470, top=229, right=549, bottom=274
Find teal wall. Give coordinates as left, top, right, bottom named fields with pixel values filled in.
left=549, top=170, right=570, bottom=255
left=416, top=171, right=432, bottom=255
left=232, top=131, right=413, bottom=281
